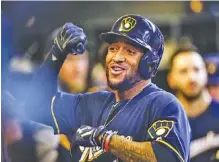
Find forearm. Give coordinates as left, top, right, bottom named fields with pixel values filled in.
left=109, top=135, right=157, bottom=162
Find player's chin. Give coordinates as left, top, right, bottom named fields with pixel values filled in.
left=183, top=89, right=202, bottom=99
left=186, top=86, right=202, bottom=95
left=108, top=78, right=124, bottom=86
left=107, top=77, right=125, bottom=89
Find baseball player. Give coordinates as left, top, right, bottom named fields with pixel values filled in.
left=14, top=14, right=191, bottom=162
left=167, top=47, right=219, bottom=162
left=204, top=53, right=219, bottom=102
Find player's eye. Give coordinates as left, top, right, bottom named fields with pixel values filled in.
left=108, top=46, right=118, bottom=53
left=127, top=49, right=136, bottom=55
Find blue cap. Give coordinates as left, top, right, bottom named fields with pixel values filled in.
left=204, top=53, right=219, bottom=85
left=100, top=14, right=164, bottom=57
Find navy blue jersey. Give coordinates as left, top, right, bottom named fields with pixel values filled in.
left=22, top=57, right=190, bottom=162
left=189, top=100, right=219, bottom=162
left=51, top=83, right=191, bottom=162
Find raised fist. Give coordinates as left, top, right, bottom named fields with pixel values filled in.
left=54, top=23, right=87, bottom=55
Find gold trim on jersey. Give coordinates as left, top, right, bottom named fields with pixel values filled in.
left=156, top=139, right=185, bottom=162
left=51, top=95, right=60, bottom=134
left=59, top=134, right=71, bottom=151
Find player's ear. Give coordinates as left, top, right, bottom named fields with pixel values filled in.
left=167, top=72, right=176, bottom=90
left=98, top=43, right=109, bottom=67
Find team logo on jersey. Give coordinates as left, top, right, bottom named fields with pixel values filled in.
left=79, top=135, right=132, bottom=161
left=119, top=17, right=136, bottom=32
left=147, top=120, right=174, bottom=139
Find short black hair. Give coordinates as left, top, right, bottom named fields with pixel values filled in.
left=169, top=45, right=199, bottom=72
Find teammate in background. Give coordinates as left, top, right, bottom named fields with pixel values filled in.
left=167, top=47, right=219, bottom=162
left=204, top=53, right=219, bottom=102
left=7, top=14, right=191, bottom=161
left=58, top=51, right=90, bottom=93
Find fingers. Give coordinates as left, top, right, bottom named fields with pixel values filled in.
left=75, top=42, right=85, bottom=54
left=62, top=33, right=74, bottom=50
left=61, top=22, right=74, bottom=37
left=67, top=35, right=87, bottom=54
left=63, top=28, right=75, bottom=40
left=62, top=23, right=84, bottom=40
left=56, top=22, right=87, bottom=54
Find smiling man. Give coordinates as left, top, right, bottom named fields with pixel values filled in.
left=167, top=47, right=219, bottom=162
left=105, top=41, right=144, bottom=92
left=8, top=14, right=191, bottom=162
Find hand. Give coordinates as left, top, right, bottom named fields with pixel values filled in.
left=73, top=125, right=106, bottom=148
left=53, top=23, right=87, bottom=57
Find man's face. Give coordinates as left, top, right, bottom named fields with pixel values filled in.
left=59, top=52, right=89, bottom=93
left=168, top=52, right=207, bottom=100
left=105, top=41, right=144, bottom=91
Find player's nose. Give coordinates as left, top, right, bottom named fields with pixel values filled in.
left=112, top=49, right=126, bottom=62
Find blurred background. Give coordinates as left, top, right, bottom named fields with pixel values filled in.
left=2, top=1, right=219, bottom=91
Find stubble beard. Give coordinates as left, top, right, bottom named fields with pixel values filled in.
left=106, top=66, right=143, bottom=91
left=178, top=88, right=203, bottom=102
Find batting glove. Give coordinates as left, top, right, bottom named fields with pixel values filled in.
left=52, top=23, right=87, bottom=61
left=73, top=125, right=116, bottom=150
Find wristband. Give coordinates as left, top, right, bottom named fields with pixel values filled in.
left=104, top=135, right=111, bottom=152
left=101, top=130, right=116, bottom=152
